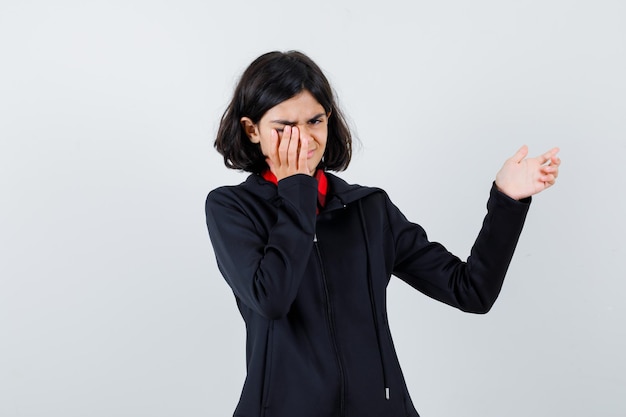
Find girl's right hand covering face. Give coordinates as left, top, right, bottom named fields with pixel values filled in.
left=265, top=125, right=311, bottom=181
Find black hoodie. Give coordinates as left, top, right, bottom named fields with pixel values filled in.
left=205, top=173, right=530, bottom=417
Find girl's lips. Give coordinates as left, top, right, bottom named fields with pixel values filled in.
left=307, top=149, right=316, bottom=158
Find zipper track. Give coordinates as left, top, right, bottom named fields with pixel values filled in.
left=314, top=238, right=346, bottom=416
left=358, top=201, right=390, bottom=400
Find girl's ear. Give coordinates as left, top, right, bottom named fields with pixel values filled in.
left=240, top=117, right=260, bottom=143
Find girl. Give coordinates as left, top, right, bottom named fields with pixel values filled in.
left=205, top=50, right=560, bottom=417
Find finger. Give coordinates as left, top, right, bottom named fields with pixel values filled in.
left=539, top=172, right=556, bottom=181
left=550, top=155, right=561, bottom=167
left=299, top=136, right=309, bottom=174
left=268, top=129, right=279, bottom=161
left=278, top=126, right=292, bottom=165
left=541, top=169, right=558, bottom=181
left=537, top=147, right=560, bottom=165
left=551, top=158, right=560, bottom=178
left=511, top=145, right=529, bottom=163
left=540, top=164, right=557, bottom=174
left=287, top=126, right=300, bottom=168
left=265, top=130, right=279, bottom=173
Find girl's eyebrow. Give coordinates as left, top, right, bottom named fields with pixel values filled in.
left=270, top=113, right=326, bottom=125
left=269, top=119, right=295, bottom=126
left=308, top=113, right=326, bottom=122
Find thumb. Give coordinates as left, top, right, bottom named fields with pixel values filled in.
left=511, top=145, right=529, bottom=163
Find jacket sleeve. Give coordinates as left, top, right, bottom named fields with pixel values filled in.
left=205, top=175, right=318, bottom=320
left=389, top=183, right=531, bottom=313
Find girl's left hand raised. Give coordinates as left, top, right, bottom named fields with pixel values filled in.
left=495, top=146, right=561, bottom=200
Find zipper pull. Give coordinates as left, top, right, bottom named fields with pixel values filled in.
left=385, top=387, right=390, bottom=400
left=313, top=234, right=318, bottom=242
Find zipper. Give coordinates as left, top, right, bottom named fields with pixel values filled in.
left=358, top=201, right=390, bottom=401
left=314, top=235, right=346, bottom=416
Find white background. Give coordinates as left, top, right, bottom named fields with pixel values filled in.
left=1, top=0, right=625, bottom=416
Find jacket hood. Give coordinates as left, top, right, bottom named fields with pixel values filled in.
left=325, top=173, right=383, bottom=207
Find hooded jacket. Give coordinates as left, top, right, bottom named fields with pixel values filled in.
left=205, top=173, right=530, bottom=417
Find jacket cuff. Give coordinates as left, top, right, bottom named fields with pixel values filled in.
left=490, top=181, right=531, bottom=211
left=276, top=174, right=318, bottom=216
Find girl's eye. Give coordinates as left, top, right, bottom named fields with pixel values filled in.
left=309, top=119, right=322, bottom=125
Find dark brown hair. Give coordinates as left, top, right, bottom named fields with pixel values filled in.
left=214, top=51, right=352, bottom=174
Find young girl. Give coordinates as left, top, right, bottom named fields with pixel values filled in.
left=205, top=51, right=560, bottom=417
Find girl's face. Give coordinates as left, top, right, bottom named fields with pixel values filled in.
left=241, top=90, right=329, bottom=175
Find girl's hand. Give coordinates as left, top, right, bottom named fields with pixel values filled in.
left=495, top=145, right=561, bottom=200
left=266, top=126, right=310, bottom=181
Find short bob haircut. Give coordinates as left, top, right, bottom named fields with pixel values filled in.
left=215, top=51, right=352, bottom=174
